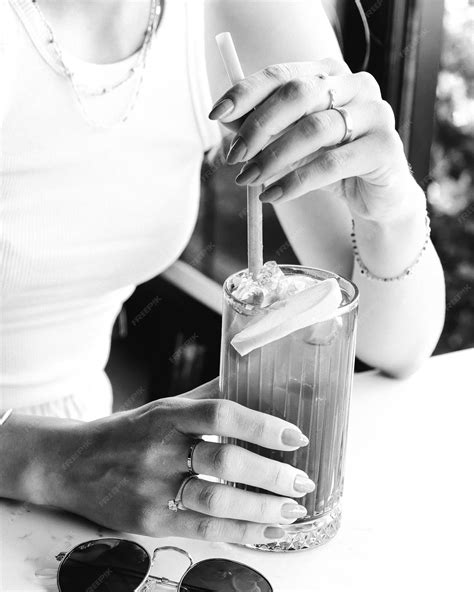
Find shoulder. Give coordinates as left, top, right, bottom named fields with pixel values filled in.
left=203, top=0, right=342, bottom=101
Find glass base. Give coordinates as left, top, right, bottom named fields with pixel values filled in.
left=246, top=506, right=342, bottom=552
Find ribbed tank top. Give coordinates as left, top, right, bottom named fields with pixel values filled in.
left=0, top=0, right=222, bottom=419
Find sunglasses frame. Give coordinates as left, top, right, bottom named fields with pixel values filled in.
left=56, top=538, right=273, bottom=592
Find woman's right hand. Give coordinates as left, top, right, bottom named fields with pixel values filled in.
left=42, top=379, right=314, bottom=544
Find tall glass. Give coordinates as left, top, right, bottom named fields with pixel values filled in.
left=219, top=265, right=359, bottom=551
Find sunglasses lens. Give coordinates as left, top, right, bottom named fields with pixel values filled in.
left=181, top=558, right=272, bottom=592
left=57, top=538, right=150, bottom=592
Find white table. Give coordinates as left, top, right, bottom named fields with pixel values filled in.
left=1, top=349, right=473, bottom=592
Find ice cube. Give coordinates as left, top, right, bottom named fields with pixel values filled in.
left=233, top=276, right=265, bottom=306
left=257, top=261, right=286, bottom=303
left=284, top=275, right=318, bottom=297
left=304, top=316, right=343, bottom=346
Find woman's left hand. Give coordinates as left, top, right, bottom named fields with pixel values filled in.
left=209, top=58, right=422, bottom=223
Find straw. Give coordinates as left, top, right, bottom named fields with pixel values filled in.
left=216, top=32, right=264, bottom=277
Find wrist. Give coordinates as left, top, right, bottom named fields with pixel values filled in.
left=17, top=416, right=86, bottom=508
left=0, top=414, right=80, bottom=506
left=352, top=184, right=428, bottom=279
left=37, top=420, right=93, bottom=511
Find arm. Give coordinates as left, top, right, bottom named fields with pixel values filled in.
left=205, top=0, right=445, bottom=376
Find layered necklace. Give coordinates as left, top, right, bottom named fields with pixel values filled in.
left=31, top=0, right=164, bottom=128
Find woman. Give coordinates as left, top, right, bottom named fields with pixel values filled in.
left=0, top=0, right=445, bottom=545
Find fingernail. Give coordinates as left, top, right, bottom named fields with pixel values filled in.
left=209, top=98, right=234, bottom=120
left=294, top=475, right=316, bottom=494
left=264, top=526, right=285, bottom=540
left=281, top=503, right=307, bottom=520
left=226, top=136, right=247, bottom=164
left=260, top=185, right=284, bottom=203
left=281, top=428, right=309, bottom=447
left=235, top=163, right=260, bottom=185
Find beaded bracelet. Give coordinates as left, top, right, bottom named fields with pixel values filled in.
left=0, top=408, right=13, bottom=426
left=351, top=214, right=431, bottom=282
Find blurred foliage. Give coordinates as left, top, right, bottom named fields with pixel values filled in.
left=428, top=0, right=474, bottom=353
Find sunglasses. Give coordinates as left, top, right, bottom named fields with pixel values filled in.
left=55, top=537, right=273, bottom=592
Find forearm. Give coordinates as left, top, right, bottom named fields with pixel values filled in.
left=276, top=182, right=445, bottom=376
left=353, top=185, right=446, bottom=376
left=0, top=413, right=83, bottom=506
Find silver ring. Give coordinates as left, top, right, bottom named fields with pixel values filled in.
left=328, top=88, right=336, bottom=110
left=168, top=475, right=196, bottom=512
left=332, top=106, right=354, bottom=144
left=186, top=440, right=202, bottom=475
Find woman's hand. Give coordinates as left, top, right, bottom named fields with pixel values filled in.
left=44, top=379, right=313, bottom=544
left=209, top=58, right=424, bottom=224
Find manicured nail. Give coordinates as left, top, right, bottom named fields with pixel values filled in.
left=281, top=428, right=309, bottom=447
left=281, top=503, right=307, bottom=520
left=294, top=475, right=316, bottom=494
left=264, top=526, right=285, bottom=539
left=260, top=185, right=284, bottom=203
left=226, top=136, right=247, bottom=164
left=209, top=98, right=234, bottom=120
left=235, top=163, right=260, bottom=185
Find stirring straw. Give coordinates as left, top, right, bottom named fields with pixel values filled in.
left=216, top=32, right=264, bottom=277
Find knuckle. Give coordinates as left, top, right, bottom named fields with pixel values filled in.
left=269, top=463, right=285, bottom=490
left=280, top=78, right=306, bottom=101
left=257, top=497, right=270, bottom=521
left=232, top=520, right=250, bottom=543
left=262, top=63, right=291, bottom=82
left=201, top=399, right=230, bottom=430
left=198, top=484, right=222, bottom=514
left=377, top=100, right=396, bottom=128
left=231, top=81, right=249, bottom=100
left=247, top=113, right=266, bottom=134
left=197, top=517, right=220, bottom=541
left=210, top=444, right=232, bottom=474
left=321, top=56, right=350, bottom=74
left=356, top=71, right=381, bottom=97
left=320, top=149, right=346, bottom=174
left=300, top=112, right=328, bottom=138
left=376, top=128, right=403, bottom=155
left=248, top=417, right=266, bottom=442
left=265, top=142, right=282, bottom=165
left=293, top=163, right=312, bottom=188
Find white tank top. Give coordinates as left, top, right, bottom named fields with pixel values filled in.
left=0, top=0, right=222, bottom=419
